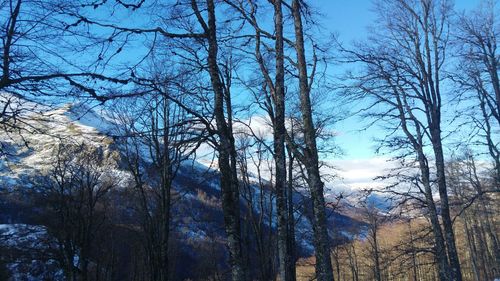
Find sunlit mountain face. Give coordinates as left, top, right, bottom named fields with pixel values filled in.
left=0, top=102, right=368, bottom=280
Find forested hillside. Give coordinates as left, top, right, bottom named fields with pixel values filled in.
left=0, top=0, right=498, bottom=280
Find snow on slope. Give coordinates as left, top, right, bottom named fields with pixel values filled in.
left=0, top=224, right=64, bottom=281
left=0, top=102, right=129, bottom=190
left=0, top=101, right=369, bottom=279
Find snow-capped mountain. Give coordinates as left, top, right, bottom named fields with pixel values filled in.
left=0, top=101, right=367, bottom=280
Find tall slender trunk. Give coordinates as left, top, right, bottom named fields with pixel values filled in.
left=430, top=128, right=462, bottom=281
left=347, top=243, right=359, bottom=281
left=417, top=151, right=451, bottom=281
left=291, top=1, right=334, bottom=280
left=415, top=2, right=463, bottom=278
left=372, top=229, right=381, bottom=281
left=395, top=87, right=450, bottom=280
left=160, top=98, right=172, bottom=281
left=273, top=1, right=294, bottom=280
left=407, top=220, right=419, bottom=281
left=287, top=147, right=297, bottom=280
left=421, top=2, right=463, bottom=276
left=473, top=214, right=492, bottom=280
left=464, top=212, right=480, bottom=281
left=204, top=1, right=245, bottom=280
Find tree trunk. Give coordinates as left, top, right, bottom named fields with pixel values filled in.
left=291, top=1, right=334, bottom=280
left=372, top=229, right=381, bottom=281
left=273, top=1, right=295, bottom=280
left=417, top=151, right=451, bottom=281
left=430, top=128, right=463, bottom=281
left=287, top=147, right=297, bottom=280
left=464, top=213, right=480, bottom=281
left=407, top=220, right=419, bottom=281
left=204, top=1, right=246, bottom=280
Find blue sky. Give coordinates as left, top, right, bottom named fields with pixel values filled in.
left=315, top=0, right=481, bottom=160
left=73, top=0, right=483, bottom=162
left=320, top=1, right=377, bottom=159
left=86, top=0, right=482, bottom=161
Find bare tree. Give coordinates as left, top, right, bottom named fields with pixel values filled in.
left=111, top=62, right=205, bottom=280
left=358, top=196, right=389, bottom=281
left=0, top=0, right=130, bottom=156
left=339, top=0, right=462, bottom=280
left=67, top=1, right=249, bottom=278
left=35, top=142, right=116, bottom=281
left=447, top=150, right=500, bottom=279
left=223, top=0, right=296, bottom=279
left=287, top=1, right=334, bottom=280
left=0, top=0, right=130, bottom=96
left=454, top=1, right=500, bottom=184
left=234, top=133, right=277, bottom=280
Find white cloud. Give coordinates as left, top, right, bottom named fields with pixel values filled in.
left=193, top=115, right=401, bottom=193
left=233, top=115, right=273, bottom=139
left=322, top=157, right=399, bottom=191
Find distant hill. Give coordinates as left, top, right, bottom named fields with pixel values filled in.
left=0, top=101, right=368, bottom=280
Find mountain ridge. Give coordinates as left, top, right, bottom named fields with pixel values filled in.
left=0, top=101, right=368, bottom=280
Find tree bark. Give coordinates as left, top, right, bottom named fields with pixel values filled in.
left=287, top=146, right=297, bottom=280
left=272, top=1, right=295, bottom=280
left=430, top=126, right=463, bottom=281
left=203, top=1, right=246, bottom=280
left=291, top=1, right=334, bottom=280
left=417, top=150, right=451, bottom=281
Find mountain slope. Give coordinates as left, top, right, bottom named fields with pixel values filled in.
left=0, top=102, right=367, bottom=280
